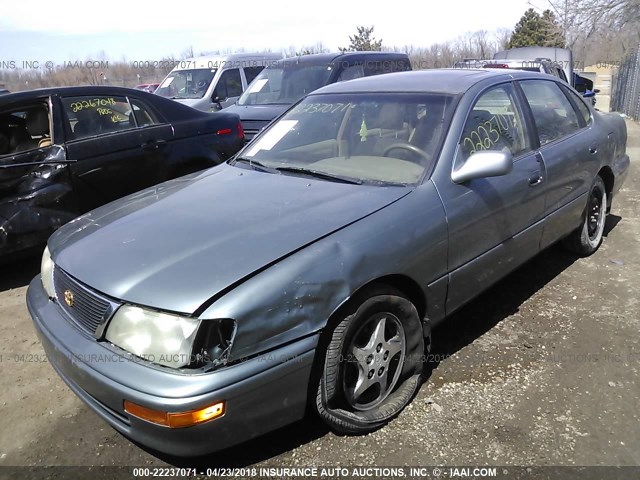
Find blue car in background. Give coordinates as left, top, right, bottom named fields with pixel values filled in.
left=28, top=69, right=628, bottom=455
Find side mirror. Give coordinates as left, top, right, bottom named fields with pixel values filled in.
left=594, top=88, right=600, bottom=94
left=582, top=91, right=595, bottom=98
left=211, top=93, right=223, bottom=111
left=452, top=150, right=513, bottom=184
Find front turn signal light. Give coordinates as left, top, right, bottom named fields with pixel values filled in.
left=124, top=400, right=225, bottom=428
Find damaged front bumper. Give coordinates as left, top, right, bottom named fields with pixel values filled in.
left=27, top=276, right=318, bottom=456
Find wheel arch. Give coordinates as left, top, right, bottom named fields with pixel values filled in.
left=318, top=274, right=429, bottom=346
left=308, top=274, right=427, bottom=429
left=597, top=166, right=614, bottom=212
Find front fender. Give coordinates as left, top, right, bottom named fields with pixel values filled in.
left=199, top=181, right=448, bottom=361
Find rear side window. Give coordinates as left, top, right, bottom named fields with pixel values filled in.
left=459, top=83, right=529, bottom=161
left=62, top=96, right=133, bottom=140
left=520, top=80, right=580, bottom=146
left=129, top=99, right=161, bottom=127
left=562, top=86, right=592, bottom=125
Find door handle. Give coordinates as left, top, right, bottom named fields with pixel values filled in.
left=589, top=145, right=598, bottom=154
left=528, top=173, right=543, bottom=186
left=141, top=140, right=167, bottom=151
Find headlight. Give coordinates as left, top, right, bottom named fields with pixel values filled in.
left=41, top=246, right=55, bottom=299
left=105, top=305, right=200, bottom=369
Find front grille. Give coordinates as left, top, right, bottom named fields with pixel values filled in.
left=54, top=267, right=118, bottom=336
left=240, top=120, right=268, bottom=142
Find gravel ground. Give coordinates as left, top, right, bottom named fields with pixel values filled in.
left=0, top=120, right=638, bottom=475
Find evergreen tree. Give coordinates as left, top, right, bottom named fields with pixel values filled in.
left=341, top=26, right=383, bottom=52
left=509, top=8, right=565, bottom=48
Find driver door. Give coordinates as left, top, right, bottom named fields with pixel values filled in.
left=213, top=69, right=243, bottom=109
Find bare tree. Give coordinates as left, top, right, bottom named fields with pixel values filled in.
left=472, top=30, right=492, bottom=59
left=494, top=28, right=512, bottom=51
left=180, top=46, right=195, bottom=59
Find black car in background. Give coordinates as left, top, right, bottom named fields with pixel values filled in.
left=226, top=51, right=411, bottom=141
left=0, top=86, right=244, bottom=259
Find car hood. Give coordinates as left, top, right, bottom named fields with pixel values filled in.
left=172, top=98, right=207, bottom=109
left=225, top=104, right=290, bottom=122
left=50, top=164, right=410, bottom=315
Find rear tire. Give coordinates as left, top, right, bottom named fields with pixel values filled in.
left=314, top=285, right=424, bottom=434
left=562, top=175, right=607, bottom=256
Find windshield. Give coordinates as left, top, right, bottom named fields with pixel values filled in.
left=237, top=64, right=333, bottom=106
left=155, top=68, right=217, bottom=99
left=235, top=93, right=455, bottom=185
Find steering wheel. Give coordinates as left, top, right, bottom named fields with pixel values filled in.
left=382, top=142, right=431, bottom=163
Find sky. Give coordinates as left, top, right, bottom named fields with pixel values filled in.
left=0, top=0, right=534, bottom=65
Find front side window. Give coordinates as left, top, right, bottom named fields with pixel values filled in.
left=337, top=64, right=364, bottom=82
left=62, top=96, right=132, bottom=140
left=214, top=69, right=242, bottom=100
left=236, top=93, right=455, bottom=185
left=155, top=69, right=217, bottom=99
left=364, top=59, right=410, bottom=76
left=0, top=103, right=51, bottom=155
left=243, top=66, right=265, bottom=85
left=459, top=83, right=529, bottom=161
left=519, top=80, right=580, bottom=145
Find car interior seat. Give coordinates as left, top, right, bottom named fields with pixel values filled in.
left=16, top=108, right=51, bottom=151
left=73, top=109, right=102, bottom=139
left=409, top=108, right=445, bottom=159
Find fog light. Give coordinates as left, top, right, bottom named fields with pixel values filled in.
left=124, top=400, right=225, bottom=428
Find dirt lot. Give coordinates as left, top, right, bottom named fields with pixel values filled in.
left=0, top=120, right=638, bottom=473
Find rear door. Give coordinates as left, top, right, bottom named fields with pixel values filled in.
left=517, top=79, right=599, bottom=248
left=433, top=82, right=546, bottom=313
left=62, top=94, right=172, bottom=212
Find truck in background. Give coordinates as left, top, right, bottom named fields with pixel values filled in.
left=155, top=53, right=283, bottom=112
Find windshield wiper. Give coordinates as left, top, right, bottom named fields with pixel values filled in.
left=274, top=166, right=362, bottom=185
left=232, top=157, right=279, bottom=173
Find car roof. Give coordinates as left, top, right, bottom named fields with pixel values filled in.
left=271, top=51, right=409, bottom=68
left=184, top=53, right=282, bottom=62
left=493, top=46, right=571, bottom=62
left=0, top=85, right=159, bottom=104
left=311, top=68, right=536, bottom=95
left=173, top=53, right=283, bottom=70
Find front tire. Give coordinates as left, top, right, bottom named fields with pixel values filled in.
left=562, top=175, right=607, bottom=256
left=314, top=285, right=424, bottom=434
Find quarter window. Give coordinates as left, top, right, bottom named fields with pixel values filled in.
left=519, top=80, right=581, bottom=145
left=129, top=99, right=160, bottom=127
left=459, top=83, right=528, bottom=161
left=562, top=86, right=591, bottom=125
